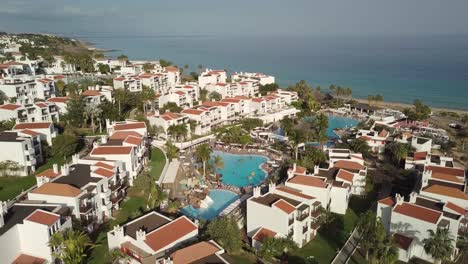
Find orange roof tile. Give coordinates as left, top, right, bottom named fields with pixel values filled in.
left=91, top=146, right=133, bottom=155
left=288, top=175, right=328, bottom=188
left=26, top=210, right=59, bottom=226
left=181, top=109, right=205, bottom=115
left=445, top=202, right=466, bottom=215
left=170, top=241, right=220, bottom=264
left=336, top=169, right=354, bottom=183
left=393, top=203, right=441, bottom=224
left=94, top=168, right=115, bottom=178
left=0, top=103, right=22, bottom=110
left=272, top=199, right=296, bottom=214
left=334, top=160, right=365, bottom=171
left=82, top=90, right=102, bottom=96
left=12, top=254, right=46, bottom=264
left=145, top=217, right=197, bottom=252
left=378, top=197, right=396, bottom=206
left=423, top=185, right=468, bottom=200
left=294, top=166, right=306, bottom=174
left=124, top=136, right=143, bottom=146
left=14, top=122, right=52, bottom=129
left=393, top=233, right=413, bottom=250
left=110, top=131, right=142, bottom=140
left=36, top=168, right=60, bottom=178
left=31, top=183, right=82, bottom=197
left=47, top=97, right=69, bottom=103
left=252, top=227, right=277, bottom=242
left=94, top=161, right=115, bottom=170
left=35, top=103, right=48, bottom=108
left=20, top=129, right=41, bottom=137
left=413, top=151, right=428, bottom=161
left=114, top=122, right=146, bottom=130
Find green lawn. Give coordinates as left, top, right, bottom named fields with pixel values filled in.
left=150, top=147, right=166, bottom=181
left=291, top=194, right=374, bottom=264
left=0, top=175, right=36, bottom=201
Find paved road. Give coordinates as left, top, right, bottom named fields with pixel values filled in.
left=331, top=229, right=360, bottom=264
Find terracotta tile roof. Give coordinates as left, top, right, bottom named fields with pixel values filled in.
left=288, top=175, right=328, bottom=188
left=110, top=131, right=142, bottom=140
left=37, top=78, right=53, bottom=83
left=234, top=95, right=250, bottom=100
left=53, top=75, right=65, bottom=79
left=423, top=185, right=468, bottom=200
left=113, top=122, right=146, bottom=130
left=36, top=168, right=60, bottom=178
left=35, top=103, right=48, bottom=108
left=393, top=203, right=441, bottom=224
left=160, top=112, right=183, bottom=121
left=181, top=109, right=205, bottom=115
left=19, top=129, right=41, bottom=137
left=378, top=129, right=389, bottom=137
left=183, top=85, right=193, bottom=88
left=114, top=77, right=126, bottom=81
left=216, top=82, right=227, bottom=86
left=252, top=227, right=277, bottom=242
left=170, top=241, right=220, bottom=264
left=334, top=160, right=365, bottom=171
left=336, top=169, right=354, bottom=183
left=26, top=210, right=59, bottom=226
left=378, top=197, right=395, bottom=206
left=413, top=151, right=428, bottom=161
left=425, top=166, right=465, bottom=183
left=393, top=233, right=413, bottom=250
left=47, top=97, right=69, bottom=103
left=82, top=90, right=102, bottom=96
left=430, top=172, right=464, bottom=184
left=0, top=103, right=22, bottom=110
left=94, top=161, right=115, bottom=170
left=222, top=98, right=242, bottom=103
left=252, top=98, right=265, bottom=103
left=91, top=146, right=133, bottom=155
left=31, top=183, right=82, bottom=197
left=145, top=216, right=197, bottom=252
left=14, top=122, right=52, bottom=129
left=93, top=168, right=115, bottom=178
left=175, top=91, right=185, bottom=95
left=124, top=136, right=143, bottom=146
left=445, top=202, right=466, bottom=215
left=272, top=199, right=296, bottom=214
left=12, top=254, right=46, bottom=264
left=165, top=66, right=178, bottom=72
left=276, top=186, right=315, bottom=199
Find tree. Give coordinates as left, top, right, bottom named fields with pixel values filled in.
left=258, top=237, right=298, bottom=261
left=0, top=160, right=21, bottom=177
left=300, top=146, right=326, bottom=170
left=280, top=116, right=295, bottom=136
left=161, top=102, right=183, bottom=113
left=165, top=140, right=178, bottom=160
left=212, top=155, right=224, bottom=175
left=83, top=104, right=102, bottom=132
left=385, top=142, right=411, bottom=166
left=48, top=229, right=93, bottom=264
left=241, top=118, right=263, bottom=131
left=133, top=170, right=167, bottom=209
left=195, top=143, right=212, bottom=177
left=318, top=206, right=336, bottom=228
left=423, top=228, right=454, bottom=264
left=166, top=199, right=182, bottom=214
left=159, top=59, right=173, bottom=67
left=456, top=127, right=468, bottom=151
left=356, top=211, right=385, bottom=260
left=259, top=83, right=279, bottom=96
left=349, top=138, right=371, bottom=156
left=97, top=63, right=110, bottom=74
left=117, top=54, right=128, bottom=62
left=104, top=248, right=130, bottom=264
left=142, top=63, right=153, bottom=73
left=200, top=89, right=209, bottom=102
left=374, top=235, right=399, bottom=264
left=64, top=95, right=86, bottom=127
left=197, top=64, right=203, bottom=73
left=0, top=90, right=8, bottom=104
left=167, top=124, right=188, bottom=141
left=209, top=91, right=222, bottom=101
left=404, top=100, right=432, bottom=121
left=461, top=114, right=468, bottom=125
left=139, top=86, right=156, bottom=114
left=55, top=80, right=66, bottom=96
left=51, top=130, right=79, bottom=159
left=313, top=113, right=329, bottom=150
left=206, top=217, right=243, bottom=254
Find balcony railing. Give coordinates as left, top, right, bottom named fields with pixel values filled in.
left=80, top=215, right=97, bottom=226
left=310, top=221, right=320, bottom=230
left=310, top=210, right=320, bottom=218
left=111, top=192, right=124, bottom=204
left=297, top=213, right=309, bottom=222
left=79, top=203, right=93, bottom=213
left=288, top=217, right=294, bottom=226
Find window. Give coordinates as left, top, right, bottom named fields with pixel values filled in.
left=26, top=155, right=30, bottom=161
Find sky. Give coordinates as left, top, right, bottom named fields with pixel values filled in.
left=1, top=0, right=468, bottom=37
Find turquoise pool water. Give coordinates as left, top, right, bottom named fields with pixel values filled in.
left=180, top=189, right=238, bottom=220
left=211, top=151, right=268, bottom=187
left=327, top=115, right=359, bottom=138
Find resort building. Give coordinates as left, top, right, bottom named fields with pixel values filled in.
left=181, top=105, right=224, bottom=135
left=231, top=72, right=275, bottom=86
left=0, top=202, right=73, bottom=264
left=285, top=164, right=351, bottom=215
left=377, top=193, right=462, bottom=263
left=247, top=183, right=321, bottom=248
left=139, top=72, right=171, bottom=94
left=356, top=128, right=390, bottom=153
left=198, top=69, right=227, bottom=88
left=411, top=136, right=433, bottom=153
left=107, top=211, right=198, bottom=263
left=42, top=56, right=75, bottom=74
left=404, top=152, right=456, bottom=170
left=328, top=148, right=368, bottom=195
left=171, top=83, right=200, bottom=102
left=220, top=96, right=251, bottom=118
left=205, top=82, right=258, bottom=98
left=83, top=85, right=114, bottom=105
left=29, top=158, right=129, bottom=232
left=113, top=75, right=143, bottom=92
left=0, top=102, right=60, bottom=123
left=162, top=240, right=231, bottom=264
left=147, top=111, right=190, bottom=139
left=106, top=120, right=148, bottom=138
left=158, top=90, right=194, bottom=108
left=46, top=97, right=69, bottom=114
left=0, top=131, right=42, bottom=176
left=163, top=66, right=181, bottom=87
left=12, top=122, right=57, bottom=146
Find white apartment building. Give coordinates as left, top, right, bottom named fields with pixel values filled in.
left=231, top=72, right=275, bottom=86
left=198, top=69, right=227, bottom=88
left=405, top=152, right=456, bottom=170
left=328, top=148, right=368, bottom=195
left=181, top=105, right=224, bottom=135
left=163, top=66, right=181, bottom=87
left=356, top=128, right=390, bottom=153
left=12, top=122, right=57, bottom=146
left=285, top=164, right=351, bottom=215
left=247, top=183, right=321, bottom=248
left=106, top=120, right=148, bottom=138
left=172, top=83, right=200, bottom=103
left=0, top=102, right=60, bottom=123
left=29, top=159, right=129, bottom=232
left=220, top=96, right=252, bottom=118
left=377, top=193, right=462, bottom=263
left=0, top=202, right=73, bottom=264
left=43, top=56, right=75, bottom=75
left=0, top=131, right=41, bottom=176
left=107, top=211, right=198, bottom=263
left=147, top=111, right=190, bottom=139
left=269, top=90, right=299, bottom=105
left=158, top=90, right=193, bottom=108
left=46, top=97, right=69, bottom=114
left=411, top=136, right=433, bottom=153
left=114, top=75, right=143, bottom=92
left=139, top=73, right=171, bottom=94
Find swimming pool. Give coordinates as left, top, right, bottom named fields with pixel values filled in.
left=211, top=151, right=268, bottom=187
left=327, top=115, right=359, bottom=138
left=180, top=189, right=238, bottom=220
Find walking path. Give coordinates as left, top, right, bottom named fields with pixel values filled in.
left=331, top=228, right=360, bottom=264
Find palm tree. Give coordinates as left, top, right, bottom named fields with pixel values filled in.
left=356, top=211, right=384, bottom=260
left=165, top=140, right=178, bottom=160
left=198, top=64, right=203, bottom=73
left=104, top=248, right=130, bottom=264
left=385, top=142, right=410, bottom=165
left=374, top=235, right=399, bottom=264
left=349, top=138, right=371, bottom=155
left=314, top=113, right=329, bottom=150
left=48, top=229, right=93, bottom=264
left=423, top=228, right=454, bottom=264
left=147, top=183, right=167, bottom=209
left=195, top=143, right=212, bottom=177
left=83, top=105, right=102, bottom=132
left=166, top=199, right=182, bottom=213
left=212, top=155, right=224, bottom=176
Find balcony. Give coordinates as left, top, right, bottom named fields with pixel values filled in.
left=80, top=215, right=97, bottom=226
left=288, top=229, right=294, bottom=237
left=110, top=181, right=121, bottom=191
left=288, top=217, right=294, bottom=226
left=79, top=203, right=93, bottom=213
left=297, top=213, right=309, bottom=222
left=310, top=210, right=320, bottom=218
left=111, top=192, right=124, bottom=204
left=310, top=221, right=320, bottom=230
